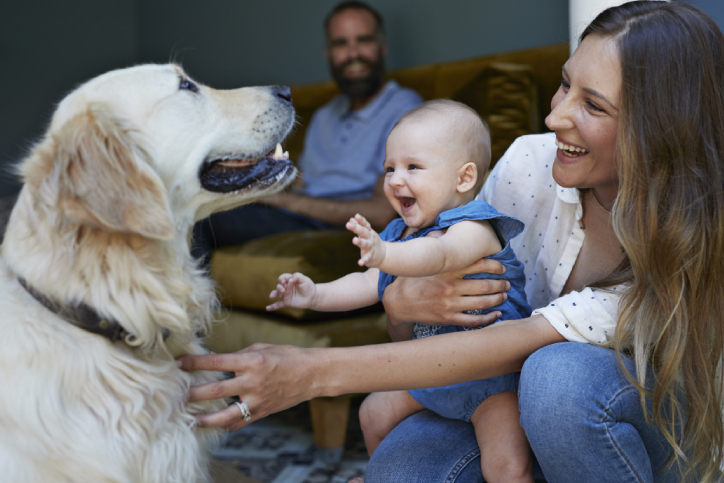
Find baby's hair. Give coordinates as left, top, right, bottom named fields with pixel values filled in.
left=395, top=99, right=491, bottom=191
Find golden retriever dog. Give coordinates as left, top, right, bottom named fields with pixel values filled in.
left=0, top=64, right=296, bottom=482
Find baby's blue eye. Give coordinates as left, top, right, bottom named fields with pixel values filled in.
left=385, top=167, right=394, bottom=173
left=408, top=165, right=419, bottom=170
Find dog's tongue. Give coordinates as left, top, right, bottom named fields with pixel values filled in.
left=217, top=159, right=258, bottom=167
left=202, top=157, right=293, bottom=193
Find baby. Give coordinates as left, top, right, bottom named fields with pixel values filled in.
left=268, top=100, right=533, bottom=483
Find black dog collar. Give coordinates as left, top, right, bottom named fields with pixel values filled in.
left=18, top=277, right=130, bottom=342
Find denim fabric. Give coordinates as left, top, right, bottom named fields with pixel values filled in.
left=365, top=342, right=681, bottom=482
left=365, top=410, right=547, bottom=482
left=520, top=343, right=682, bottom=483
left=376, top=200, right=530, bottom=323
left=410, top=373, right=520, bottom=422
left=374, top=200, right=531, bottom=420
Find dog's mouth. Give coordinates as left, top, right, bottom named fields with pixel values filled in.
left=199, top=144, right=295, bottom=193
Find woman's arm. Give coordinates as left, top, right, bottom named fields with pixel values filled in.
left=179, top=314, right=565, bottom=430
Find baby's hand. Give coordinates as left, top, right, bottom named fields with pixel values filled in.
left=346, top=214, right=387, bottom=268
left=266, top=273, right=317, bottom=311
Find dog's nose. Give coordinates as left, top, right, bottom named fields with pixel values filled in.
left=272, top=86, right=293, bottom=106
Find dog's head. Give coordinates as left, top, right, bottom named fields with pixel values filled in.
left=21, top=64, right=296, bottom=241
left=2, top=64, right=296, bottom=348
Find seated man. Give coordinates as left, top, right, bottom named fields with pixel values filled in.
left=192, top=1, right=423, bottom=267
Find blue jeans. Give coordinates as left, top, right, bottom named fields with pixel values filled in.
left=365, top=343, right=681, bottom=482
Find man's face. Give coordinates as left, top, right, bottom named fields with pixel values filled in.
left=326, top=8, right=387, bottom=100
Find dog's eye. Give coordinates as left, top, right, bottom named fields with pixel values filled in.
left=179, top=77, right=199, bottom=93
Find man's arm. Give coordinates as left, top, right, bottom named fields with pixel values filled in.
left=263, top=175, right=396, bottom=230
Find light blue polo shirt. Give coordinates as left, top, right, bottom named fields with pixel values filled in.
left=297, top=80, right=423, bottom=200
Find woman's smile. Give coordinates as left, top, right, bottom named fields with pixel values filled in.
left=554, top=137, right=590, bottom=160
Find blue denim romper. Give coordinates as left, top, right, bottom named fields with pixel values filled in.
left=377, top=199, right=532, bottom=421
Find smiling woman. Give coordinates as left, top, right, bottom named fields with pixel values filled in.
left=179, top=2, right=724, bottom=482
left=547, top=34, right=621, bottom=209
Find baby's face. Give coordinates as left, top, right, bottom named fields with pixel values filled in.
left=383, top=118, right=464, bottom=229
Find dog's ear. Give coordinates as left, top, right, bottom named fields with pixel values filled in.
left=52, top=104, right=175, bottom=240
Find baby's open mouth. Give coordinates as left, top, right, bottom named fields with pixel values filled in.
left=399, top=197, right=416, bottom=210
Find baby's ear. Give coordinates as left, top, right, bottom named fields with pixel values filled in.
left=456, top=162, right=478, bottom=194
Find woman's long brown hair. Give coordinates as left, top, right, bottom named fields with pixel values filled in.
left=581, top=2, right=724, bottom=481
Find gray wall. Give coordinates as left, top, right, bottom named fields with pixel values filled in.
left=1, top=0, right=723, bottom=197
left=136, top=0, right=569, bottom=88
left=0, top=0, right=139, bottom=197
left=0, top=0, right=569, bottom=197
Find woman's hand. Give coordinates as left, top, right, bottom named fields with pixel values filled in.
left=179, top=316, right=565, bottom=432
left=178, top=344, right=321, bottom=431
left=383, top=258, right=509, bottom=329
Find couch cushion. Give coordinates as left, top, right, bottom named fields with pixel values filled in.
left=205, top=309, right=389, bottom=354
left=210, top=229, right=381, bottom=320
left=286, top=44, right=568, bottom=171
left=452, top=62, right=539, bottom=166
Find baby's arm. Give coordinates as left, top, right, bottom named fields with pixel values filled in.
left=346, top=214, right=388, bottom=267
left=266, top=268, right=381, bottom=312
left=348, top=214, right=502, bottom=277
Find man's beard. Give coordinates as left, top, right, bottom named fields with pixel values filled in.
left=330, top=56, right=386, bottom=101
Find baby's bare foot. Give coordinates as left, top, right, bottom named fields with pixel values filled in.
left=347, top=478, right=364, bottom=483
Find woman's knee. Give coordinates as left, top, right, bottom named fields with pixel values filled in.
left=518, top=344, right=679, bottom=481
left=519, top=343, right=625, bottom=435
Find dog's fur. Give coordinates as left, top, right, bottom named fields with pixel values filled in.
left=0, top=64, right=295, bottom=482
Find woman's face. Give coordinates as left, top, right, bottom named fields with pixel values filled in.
left=545, top=34, right=622, bottom=207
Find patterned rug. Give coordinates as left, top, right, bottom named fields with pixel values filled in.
left=212, top=397, right=369, bottom=483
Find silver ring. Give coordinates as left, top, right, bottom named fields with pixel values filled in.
left=235, top=401, right=251, bottom=422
